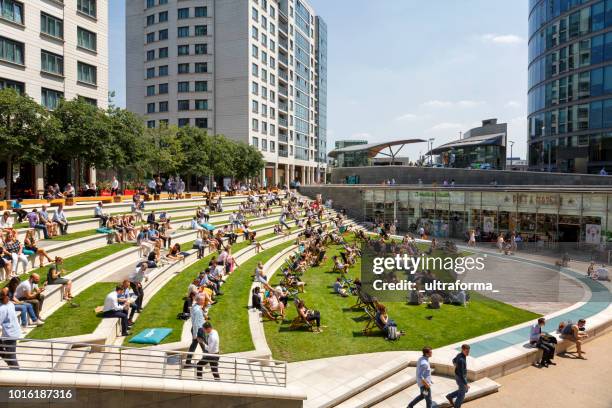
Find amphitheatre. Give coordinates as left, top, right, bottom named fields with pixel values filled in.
left=0, top=187, right=610, bottom=408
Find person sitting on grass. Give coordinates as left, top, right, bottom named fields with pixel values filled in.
left=296, top=299, right=322, bottom=332
left=375, top=303, right=403, bottom=340
left=559, top=319, right=588, bottom=359
left=333, top=277, right=349, bottom=297
left=7, top=277, right=42, bottom=330
left=24, top=229, right=53, bottom=268
left=46, top=260, right=73, bottom=301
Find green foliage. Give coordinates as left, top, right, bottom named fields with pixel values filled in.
left=142, top=125, right=186, bottom=177
left=233, top=142, right=266, bottom=180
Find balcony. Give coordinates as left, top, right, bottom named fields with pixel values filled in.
left=279, top=143, right=289, bottom=157
left=278, top=101, right=288, bottom=112
left=279, top=37, right=288, bottom=50
left=278, top=131, right=288, bottom=143
left=279, top=116, right=288, bottom=127
left=279, top=53, right=288, bottom=67
left=279, top=86, right=288, bottom=97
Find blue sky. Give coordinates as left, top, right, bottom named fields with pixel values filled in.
left=109, top=0, right=528, bottom=160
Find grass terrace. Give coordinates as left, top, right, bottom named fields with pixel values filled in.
left=264, top=237, right=540, bottom=362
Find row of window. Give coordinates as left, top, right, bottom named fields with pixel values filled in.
left=251, top=25, right=277, bottom=53
left=147, top=99, right=208, bottom=113
left=146, top=62, right=208, bottom=79
left=529, top=65, right=612, bottom=113
left=251, top=44, right=277, bottom=69
left=251, top=118, right=276, bottom=137
left=529, top=0, right=593, bottom=38
left=0, top=77, right=98, bottom=109
left=251, top=100, right=277, bottom=119
left=147, top=118, right=208, bottom=129
left=145, top=0, right=168, bottom=9
left=145, top=25, right=207, bottom=43
left=0, top=37, right=96, bottom=84
left=146, top=6, right=207, bottom=26
left=529, top=0, right=612, bottom=64
left=251, top=81, right=276, bottom=101
left=251, top=62, right=277, bottom=86
left=146, top=43, right=208, bottom=61
left=146, top=80, right=208, bottom=96
left=251, top=136, right=276, bottom=153
left=0, top=0, right=96, bottom=26
left=253, top=0, right=276, bottom=19
left=529, top=31, right=612, bottom=88
left=529, top=97, right=612, bottom=138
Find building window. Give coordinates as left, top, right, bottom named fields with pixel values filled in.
left=270, top=124, right=275, bottom=136
left=159, top=101, right=168, bottom=112
left=261, top=86, right=267, bottom=99
left=1, top=0, right=23, bottom=25
left=146, top=32, right=155, bottom=43
left=0, top=77, right=24, bottom=94
left=0, top=36, right=23, bottom=65
left=252, top=136, right=259, bottom=148
left=195, top=118, right=208, bottom=128
left=178, top=118, right=190, bottom=127
left=261, top=104, right=267, bottom=116
left=178, top=26, right=189, bottom=37
left=146, top=14, right=155, bottom=26
left=195, top=62, right=207, bottom=73
left=147, top=120, right=155, bottom=128
left=177, top=81, right=189, bottom=92
left=158, top=65, right=168, bottom=76
left=195, top=81, right=208, bottom=92
left=158, top=47, right=168, bottom=58
left=252, top=26, right=258, bottom=39
left=252, top=81, right=258, bottom=95
left=146, top=0, right=154, bottom=8
left=41, top=50, right=63, bottom=76
left=77, top=0, right=96, bottom=18
left=261, top=33, right=267, bottom=47
left=177, top=8, right=189, bottom=19
left=146, top=85, right=155, bottom=96
left=146, top=50, right=155, bottom=61
left=252, top=7, right=258, bottom=21
left=261, top=68, right=267, bottom=83
left=178, top=100, right=190, bottom=111
left=40, top=12, right=63, bottom=39
left=41, top=88, right=63, bottom=110
left=252, top=63, right=259, bottom=77
left=195, top=7, right=207, bottom=17
left=77, top=27, right=97, bottom=51
left=194, top=43, right=207, bottom=55
left=178, top=63, right=190, bottom=74
left=252, top=100, right=258, bottom=113
left=262, top=121, right=268, bottom=134
left=158, top=29, right=168, bottom=40
left=147, top=102, right=155, bottom=113
left=178, top=44, right=189, bottom=56
left=159, top=119, right=168, bottom=126
left=146, top=67, right=155, bottom=78
left=270, top=140, right=275, bottom=152
left=252, top=118, right=259, bottom=131
left=252, top=44, right=258, bottom=58
left=195, top=25, right=207, bottom=36
left=77, top=61, right=97, bottom=85
left=261, top=139, right=267, bottom=151
left=195, top=99, right=208, bottom=110
left=158, top=11, right=168, bottom=22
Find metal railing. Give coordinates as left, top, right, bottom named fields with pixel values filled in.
left=0, top=337, right=287, bottom=387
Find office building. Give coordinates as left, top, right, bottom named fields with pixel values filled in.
left=528, top=0, right=612, bottom=173
left=126, top=0, right=327, bottom=186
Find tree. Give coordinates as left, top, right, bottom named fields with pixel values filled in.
left=143, top=125, right=185, bottom=177
left=107, top=107, right=146, bottom=183
left=0, top=88, right=60, bottom=197
left=233, top=142, right=265, bottom=181
left=52, top=98, right=114, bottom=188
left=177, top=126, right=211, bottom=190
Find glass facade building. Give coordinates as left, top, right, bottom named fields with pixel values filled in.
left=528, top=0, right=612, bottom=173
left=363, top=187, right=612, bottom=245
left=315, top=16, right=328, bottom=170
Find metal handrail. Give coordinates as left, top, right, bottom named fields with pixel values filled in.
left=0, top=337, right=287, bottom=387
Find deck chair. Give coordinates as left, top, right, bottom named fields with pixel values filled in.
left=313, top=250, right=326, bottom=266
left=289, top=298, right=312, bottom=331
left=362, top=307, right=385, bottom=335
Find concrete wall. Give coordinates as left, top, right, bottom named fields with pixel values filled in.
left=330, top=166, right=612, bottom=186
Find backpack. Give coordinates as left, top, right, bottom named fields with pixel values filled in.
left=176, top=312, right=190, bottom=321
left=387, top=325, right=399, bottom=340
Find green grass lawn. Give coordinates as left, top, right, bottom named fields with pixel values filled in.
left=27, top=282, right=118, bottom=339
left=51, top=229, right=99, bottom=241
left=264, top=238, right=540, bottom=362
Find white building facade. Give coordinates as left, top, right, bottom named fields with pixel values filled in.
left=0, top=0, right=109, bottom=193
left=126, top=0, right=327, bottom=186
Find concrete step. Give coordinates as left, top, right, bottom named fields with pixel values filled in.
left=372, top=375, right=500, bottom=408
left=334, top=367, right=416, bottom=408
left=53, top=346, right=91, bottom=371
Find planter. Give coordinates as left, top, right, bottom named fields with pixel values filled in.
left=185, top=193, right=192, bottom=199
left=153, top=194, right=160, bottom=201
left=65, top=197, right=75, bottom=206
left=123, top=189, right=136, bottom=196
left=100, top=190, right=111, bottom=197
left=0, top=202, right=6, bottom=211
left=113, top=195, right=122, bottom=203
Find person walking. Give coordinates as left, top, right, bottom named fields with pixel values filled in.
left=446, top=344, right=470, bottom=407
left=185, top=294, right=206, bottom=368
left=196, top=321, right=220, bottom=380
left=0, top=287, right=21, bottom=368
left=407, top=346, right=433, bottom=408
left=128, top=263, right=148, bottom=321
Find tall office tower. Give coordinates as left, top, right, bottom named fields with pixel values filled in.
left=126, top=0, right=327, bottom=186
left=0, top=0, right=109, bottom=191
left=528, top=0, right=612, bottom=173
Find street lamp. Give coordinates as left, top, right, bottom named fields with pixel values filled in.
left=509, top=141, right=515, bottom=168
left=428, top=138, right=435, bottom=165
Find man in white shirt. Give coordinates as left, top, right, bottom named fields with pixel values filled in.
left=94, top=202, right=109, bottom=227
left=52, top=204, right=69, bottom=235
left=102, top=286, right=130, bottom=336
left=185, top=294, right=206, bottom=368
left=148, top=178, right=157, bottom=194
left=408, top=346, right=433, bottom=408
left=111, top=177, right=120, bottom=196
left=0, top=287, right=21, bottom=368
left=196, top=321, right=220, bottom=380
left=15, top=274, right=45, bottom=321
left=128, top=264, right=148, bottom=319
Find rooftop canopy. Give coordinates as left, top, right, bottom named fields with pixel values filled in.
left=427, top=133, right=505, bottom=155
left=327, top=139, right=427, bottom=160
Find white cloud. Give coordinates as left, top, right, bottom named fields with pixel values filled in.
left=422, top=100, right=484, bottom=108
left=481, top=33, right=524, bottom=45
left=395, top=113, right=418, bottom=121
left=427, top=123, right=465, bottom=132
left=505, top=100, right=521, bottom=108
